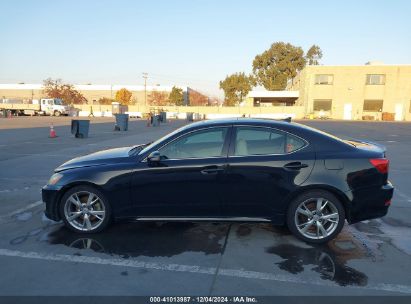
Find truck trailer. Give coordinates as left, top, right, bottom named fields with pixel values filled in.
left=0, top=98, right=70, bottom=116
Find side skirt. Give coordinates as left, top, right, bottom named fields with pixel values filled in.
left=135, top=217, right=272, bottom=223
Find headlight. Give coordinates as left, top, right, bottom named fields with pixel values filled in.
left=48, top=173, right=63, bottom=185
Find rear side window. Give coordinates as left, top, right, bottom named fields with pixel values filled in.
left=233, top=127, right=306, bottom=156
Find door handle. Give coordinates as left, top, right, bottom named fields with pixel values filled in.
left=200, top=166, right=225, bottom=175
left=284, top=162, right=309, bottom=170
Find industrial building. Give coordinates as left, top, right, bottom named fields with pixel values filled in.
left=247, top=62, right=411, bottom=121
left=0, top=84, right=192, bottom=105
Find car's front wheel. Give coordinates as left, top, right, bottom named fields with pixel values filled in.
left=287, top=190, right=345, bottom=244
left=60, top=186, right=111, bottom=233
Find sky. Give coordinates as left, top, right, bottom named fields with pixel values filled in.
left=0, top=0, right=410, bottom=98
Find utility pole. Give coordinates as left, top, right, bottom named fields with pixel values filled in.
left=142, top=72, right=148, bottom=106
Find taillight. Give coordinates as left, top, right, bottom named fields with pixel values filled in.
left=370, top=158, right=389, bottom=174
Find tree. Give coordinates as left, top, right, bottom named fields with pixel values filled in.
left=115, top=88, right=133, bottom=105
left=148, top=90, right=169, bottom=106
left=188, top=90, right=209, bottom=106
left=168, top=86, right=184, bottom=106
left=219, top=72, right=255, bottom=106
left=98, top=97, right=115, bottom=105
left=306, top=44, right=323, bottom=65
left=43, top=78, right=88, bottom=104
left=252, top=42, right=307, bottom=90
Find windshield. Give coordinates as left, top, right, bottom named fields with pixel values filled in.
left=54, top=99, right=63, bottom=105
left=138, top=125, right=188, bottom=155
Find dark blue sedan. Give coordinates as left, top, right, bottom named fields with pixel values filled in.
left=42, top=118, right=393, bottom=243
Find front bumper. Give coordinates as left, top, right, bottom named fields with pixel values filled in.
left=347, top=181, right=394, bottom=224
left=42, top=185, right=62, bottom=221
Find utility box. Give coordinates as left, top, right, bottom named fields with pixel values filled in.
left=71, top=120, right=90, bottom=138
left=111, top=102, right=121, bottom=115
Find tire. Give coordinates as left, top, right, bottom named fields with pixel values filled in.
left=286, top=190, right=345, bottom=244
left=60, top=185, right=112, bottom=233
left=54, top=111, right=61, bottom=117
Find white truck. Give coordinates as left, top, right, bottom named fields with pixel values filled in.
left=0, top=98, right=71, bottom=116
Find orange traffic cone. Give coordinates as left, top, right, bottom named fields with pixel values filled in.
left=49, top=123, right=57, bottom=138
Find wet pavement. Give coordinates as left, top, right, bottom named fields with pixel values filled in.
left=0, top=118, right=411, bottom=295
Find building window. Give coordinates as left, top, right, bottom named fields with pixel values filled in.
left=366, top=74, right=385, bottom=85
left=313, top=99, right=332, bottom=111
left=315, top=74, right=334, bottom=85
left=363, top=100, right=383, bottom=112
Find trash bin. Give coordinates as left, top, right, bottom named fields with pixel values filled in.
left=152, top=115, right=160, bottom=127
left=187, top=112, right=194, bottom=122
left=160, top=111, right=167, bottom=123
left=71, top=119, right=90, bottom=138
left=114, top=114, right=129, bottom=131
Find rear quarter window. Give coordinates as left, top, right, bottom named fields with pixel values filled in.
left=286, top=134, right=306, bottom=153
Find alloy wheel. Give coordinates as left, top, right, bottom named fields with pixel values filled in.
left=63, top=191, right=106, bottom=232
left=294, top=197, right=339, bottom=240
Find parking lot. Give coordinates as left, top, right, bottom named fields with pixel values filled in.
left=0, top=117, right=410, bottom=296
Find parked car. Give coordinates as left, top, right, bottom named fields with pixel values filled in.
left=42, top=118, right=393, bottom=243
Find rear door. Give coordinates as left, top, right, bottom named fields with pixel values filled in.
left=222, top=126, right=315, bottom=219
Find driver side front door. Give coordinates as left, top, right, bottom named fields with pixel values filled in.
left=131, top=126, right=231, bottom=217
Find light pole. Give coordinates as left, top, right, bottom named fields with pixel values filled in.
left=142, top=72, right=148, bottom=106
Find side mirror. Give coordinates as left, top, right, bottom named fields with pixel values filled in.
left=147, top=151, right=161, bottom=163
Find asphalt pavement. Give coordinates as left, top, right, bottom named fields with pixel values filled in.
left=0, top=117, right=410, bottom=296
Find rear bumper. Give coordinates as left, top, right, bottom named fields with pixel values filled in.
left=42, top=185, right=62, bottom=221
left=347, top=181, right=394, bottom=224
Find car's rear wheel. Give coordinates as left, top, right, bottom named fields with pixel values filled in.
left=54, top=110, right=61, bottom=117
left=287, top=190, right=345, bottom=244
left=60, top=186, right=111, bottom=233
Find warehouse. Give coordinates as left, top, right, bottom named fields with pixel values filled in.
left=0, top=84, right=191, bottom=105
left=287, top=62, right=411, bottom=121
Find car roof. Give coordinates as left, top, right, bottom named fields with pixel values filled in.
left=185, top=118, right=293, bottom=129
left=182, top=118, right=353, bottom=151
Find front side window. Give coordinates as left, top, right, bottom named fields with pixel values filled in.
left=233, top=127, right=305, bottom=156
left=315, top=74, right=334, bottom=85
left=366, top=74, right=385, bottom=85
left=159, top=127, right=228, bottom=159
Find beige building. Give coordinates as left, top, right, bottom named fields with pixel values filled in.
left=246, top=62, right=411, bottom=121
left=290, top=62, right=411, bottom=121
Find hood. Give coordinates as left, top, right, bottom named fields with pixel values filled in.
left=55, top=146, right=133, bottom=172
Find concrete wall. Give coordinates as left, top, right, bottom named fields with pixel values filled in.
left=0, top=84, right=188, bottom=106
left=72, top=104, right=306, bottom=119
